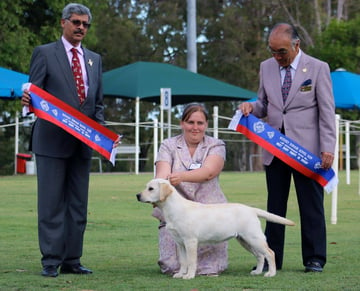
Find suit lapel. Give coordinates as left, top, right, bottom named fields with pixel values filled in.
left=83, top=48, right=99, bottom=101
left=54, top=40, right=78, bottom=98
left=267, top=59, right=283, bottom=109
left=83, top=48, right=92, bottom=93
left=284, top=53, right=310, bottom=106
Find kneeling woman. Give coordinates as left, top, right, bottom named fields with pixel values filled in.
left=152, top=103, right=228, bottom=276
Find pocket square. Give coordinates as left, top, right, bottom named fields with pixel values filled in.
left=301, top=79, right=312, bottom=86
left=300, top=79, right=312, bottom=92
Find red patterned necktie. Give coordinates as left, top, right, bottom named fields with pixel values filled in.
left=71, top=48, right=86, bottom=104
left=281, top=66, right=292, bottom=103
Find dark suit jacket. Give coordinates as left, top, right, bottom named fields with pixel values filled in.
left=251, top=51, right=336, bottom=165
left=29, top=39, right=104, bottom=159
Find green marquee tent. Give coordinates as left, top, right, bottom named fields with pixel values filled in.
left=103, top=61, right=256, bottom=105
left=102, top=61, right=256, bottom=174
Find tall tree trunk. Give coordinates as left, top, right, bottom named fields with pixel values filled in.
left=337, top=0, right=345, bottom=20
left=314, top=0, right=322, bottom=33
left=279, top=0, right=314, bottom=46
left=326, top=0, right=332, bottom=25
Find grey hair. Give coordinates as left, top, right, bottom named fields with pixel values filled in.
left=270, top=23, right=300, bottom=48
left=62, top=3, right=92, bottom=23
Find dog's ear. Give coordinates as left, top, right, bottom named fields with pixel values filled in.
left=159, top=182, right=172, bottom=202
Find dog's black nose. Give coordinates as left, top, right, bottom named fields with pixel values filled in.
left=136, top=193, right=141, bottom=201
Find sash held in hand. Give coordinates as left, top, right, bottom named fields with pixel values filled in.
left=228, top=111, right=337, bottom=193
left=23, top=83, right=118, bottom=165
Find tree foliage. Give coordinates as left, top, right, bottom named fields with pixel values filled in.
left=311, top=17, right=360, bottom=73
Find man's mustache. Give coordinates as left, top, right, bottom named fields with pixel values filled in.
left=74, top=30, right=84, bottom=35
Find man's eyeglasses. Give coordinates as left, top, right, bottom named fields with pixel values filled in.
left=66, top=19, right=91, bottom=29
left=267, top=47, right=288, bottom=56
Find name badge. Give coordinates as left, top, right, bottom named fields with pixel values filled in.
left=189, top=163, right=201, bottom=170
left=300, top=85, right=312, bottom=92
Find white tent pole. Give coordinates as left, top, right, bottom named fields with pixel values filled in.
left=135, top=97, right=140, bottom=175
left=160, top=106, right=164, bottom=142
left=167, top=107, right=171, bottom=138
left=345, top=121, right=350, bottom=184
left=14, top=111, right=19, bottom=175
left=358, top=152, right=360, bottom=195
left=331, top=114, right=340, bottom=224
left=153, top=118, right=158, bottom=177
left=213, top=106, right=218, bottom=139
left=358, top=151, right=360, bottom=195
left=160, top=88, right=171, bottom=140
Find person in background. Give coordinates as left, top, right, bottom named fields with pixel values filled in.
left=239, top=23, right=336, bottom=273
left=153, top=103, right=228, bottom=276
left=21, top=3, right=119, bottom=277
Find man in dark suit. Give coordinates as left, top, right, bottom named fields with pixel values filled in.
left=21, top=3, right=116, bottom=277
left=239, top=23, right=336, bottom=273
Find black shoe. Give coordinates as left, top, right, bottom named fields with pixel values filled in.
left=41, top=265, right=58, bottom=277
left=60, top=263, right=93, bottom=275
left=304, top=261, right=323, bottom=273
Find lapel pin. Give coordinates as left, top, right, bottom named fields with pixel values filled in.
left=302, top=68, right=307, bottom=73
left=88, top=59, right=93, bottom=67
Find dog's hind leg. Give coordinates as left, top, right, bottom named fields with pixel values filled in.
left=263, top=244, right=276, bottom=277
left=248, top=240, right=276, bottom=277
left=236, top=236, right=265, bottom=276
left=250, top=253, right=265, bottom=276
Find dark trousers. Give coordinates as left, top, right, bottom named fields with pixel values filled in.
left=36, top=154, right=91, bottom=267
left=264, top=157, right=326, bottom=269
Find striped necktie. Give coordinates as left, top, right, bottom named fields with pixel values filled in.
left=281, top=66, right=292, bottom=103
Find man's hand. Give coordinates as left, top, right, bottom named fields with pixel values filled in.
left=113, top=135, right=122, bottom=148
left=321, top=152, right=334, bottom=170
left=21, top=90, right=31, bottom=106
left=238, top=102, right=253, bottom=116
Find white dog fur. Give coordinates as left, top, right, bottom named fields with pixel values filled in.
left=136, top=178, right=295, bottom=279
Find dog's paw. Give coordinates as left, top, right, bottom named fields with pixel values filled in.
left=250, top=269, right=262, bottom=275
left=182, top=273, right=195, bottom=280
left=173, top=272, right=184, bottom=279
left=264, top=271, right=276, bottom=277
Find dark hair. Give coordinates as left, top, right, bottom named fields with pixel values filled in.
left=270, top=23, right=300, bottom=44
left=62, top=3, right=92, bottom=23
left=181, top=103, right=209, bottom=122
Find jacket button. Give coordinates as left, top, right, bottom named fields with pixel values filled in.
left=283, top=110, right=287, bottom=114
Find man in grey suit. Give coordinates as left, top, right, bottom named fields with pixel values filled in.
left=21, top=3, right=117, bottom=277
left=240, top=23, right=336, bottom=273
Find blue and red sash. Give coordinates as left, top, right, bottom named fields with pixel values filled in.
left=23, top=83, right=118, bottom=165
left=228, top=111, right=337, bottom=193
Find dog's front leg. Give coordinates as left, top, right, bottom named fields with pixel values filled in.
left=173, top=243, right=187, bottom=279
left=182, top=239, right=198, bottom=279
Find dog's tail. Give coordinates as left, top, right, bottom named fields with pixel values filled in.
left=254, top=208, right=295, bottom=226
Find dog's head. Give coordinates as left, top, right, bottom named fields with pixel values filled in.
left=136, top=178, right=173, bottom=206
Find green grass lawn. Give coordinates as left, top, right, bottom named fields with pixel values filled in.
left=0, top=171, right=359, bottom=290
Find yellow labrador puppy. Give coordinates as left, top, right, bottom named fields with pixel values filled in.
left=136, top=178, right=295, bottom=279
